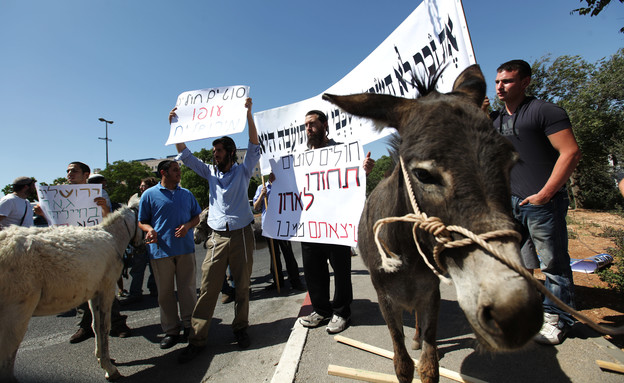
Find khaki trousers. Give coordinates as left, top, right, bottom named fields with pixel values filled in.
left=151, top=252, right=197, bottom=335
left=189, top=224, right=254, bottom=346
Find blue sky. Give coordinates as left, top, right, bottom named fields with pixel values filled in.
left=1, top=0, right=622, bottom=192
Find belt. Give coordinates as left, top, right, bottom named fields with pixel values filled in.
left=213, top=220, right=253, bottom=234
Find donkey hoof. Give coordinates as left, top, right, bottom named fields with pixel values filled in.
left=411, top=339, right=421, bottom=350
left=105, top=370, right=122, bottom=381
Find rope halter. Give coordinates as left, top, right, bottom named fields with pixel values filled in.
left=374, top=156, right=521, bottom=284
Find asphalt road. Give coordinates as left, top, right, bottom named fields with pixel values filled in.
left=13, top=240, right=307, bottom=383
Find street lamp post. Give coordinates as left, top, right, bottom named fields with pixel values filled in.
left=98, top=118, right=113, bottom=166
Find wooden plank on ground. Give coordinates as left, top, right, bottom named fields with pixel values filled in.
left=328, top=364, right=421, bottom=383
left=596, top=360, right=624, bottom=374
left=334, top=335, right=488, bottom=383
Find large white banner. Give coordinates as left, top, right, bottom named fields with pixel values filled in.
left=263, top=141, right=366, bottom=246
left=255, top=0, right=475, bottom=173
left=36, top=184, right=104, bottom=226
left=166, top=85, right=250, bottom=145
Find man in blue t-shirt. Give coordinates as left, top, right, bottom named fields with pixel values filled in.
left=138, top=160, right=201, bottom=350
left=492, top=59, right=582, bottom=345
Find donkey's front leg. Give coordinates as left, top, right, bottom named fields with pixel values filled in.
left=416, top=288, right=440, bottom=383
left=377, top=295, right=414, bottom=383
left=90, top=293, right=121, bottom=381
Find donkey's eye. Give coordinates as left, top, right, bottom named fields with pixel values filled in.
left=412, top=168, right=438, bottom=184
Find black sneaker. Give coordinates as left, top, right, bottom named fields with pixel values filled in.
left=178, top=344, right=205, bottom=364
left=234, top=329, right=250, bottom=349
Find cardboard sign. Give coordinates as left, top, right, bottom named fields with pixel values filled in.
left=262, top=141, right=366, bottom=246
left=36, top=184, right=103, bottom=226
left=166, top=85, right=250, bottom=145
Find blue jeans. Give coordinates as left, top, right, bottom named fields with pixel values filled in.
left=511, top=192, right=575, bottom=326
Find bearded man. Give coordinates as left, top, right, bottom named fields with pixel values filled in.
left=171, top=98, right=260, bottom=362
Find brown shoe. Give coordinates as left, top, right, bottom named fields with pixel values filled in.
left=110, top=324, right=132, bottom=338
left=221, top=293, right=234, bottom=304
left=69, top=327, right=94, bottom=344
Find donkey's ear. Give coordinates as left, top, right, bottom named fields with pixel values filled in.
left=450, top=64, right=486, bottom=107
left=322, top=93, right=415, bottom=133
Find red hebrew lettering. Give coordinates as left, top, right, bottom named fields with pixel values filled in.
left=318, top=222, right=328, bottom=237
left=59, top=189, right=74, bottom=198
left=340, top=223, right=349, bottom=238
left=310, top=171, right=326, bottom=191
left=343, top=167, right=361, bottom=188
left=303, top=188, right=314, bottom=211
left=326, top=169, right=341, bottom=190
left=328, top=223, right=339, bottom=238
left=308, top=221, right=320, bottom=238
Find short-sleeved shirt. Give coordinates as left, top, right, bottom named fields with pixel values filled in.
left=253, top=183, right=272, bottom=224
left=492, top=97, right=571, bottom=200
left=177, top=141, right=261, bottom=231
left=0, top=194, right=33, bottom=227
left=138, top=183, right=201, bottom=259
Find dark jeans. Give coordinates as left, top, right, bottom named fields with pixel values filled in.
left=268, top=238, right=301, bottom=286
left=301, top=242, right=352, bottom=319
left=511, top=192, right=575, bottom=326
left=129, top=251, right=157, bottom=297
left=77, top=298, right=127, bottom=330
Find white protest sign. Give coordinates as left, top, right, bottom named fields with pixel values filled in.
left=166, top=85, right=250, bottom=145
left=36, top=184, right=103, bottom=226
left=263, top=140, right=366, bottom=246
left=255, top=0, right=475, bottom=173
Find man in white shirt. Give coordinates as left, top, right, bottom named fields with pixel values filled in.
left=0, top=177, right=36, bottom=229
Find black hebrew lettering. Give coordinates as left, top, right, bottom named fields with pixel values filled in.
left=281, top=155, right=292, bottom=170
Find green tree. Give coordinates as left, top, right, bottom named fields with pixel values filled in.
left=571, top=0, right=624, bottom=33
left=180, top=148, right=212, bottom=208
left=249, top=176, right=261, bottom=202
left=52, top=177, right=67, bottom=185
left=99, top=160, right=154, bottom=204
left=366, top=155, right=394, bottom=196
left=525, top=50, right=624, bottom=209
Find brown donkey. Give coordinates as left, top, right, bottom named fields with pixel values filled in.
left=323, top=65, right=542, bottom=383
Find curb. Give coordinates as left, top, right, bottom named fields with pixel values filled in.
left=270, top=292, right=313, bottom=383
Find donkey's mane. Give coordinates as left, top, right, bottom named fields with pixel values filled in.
left=409, top=65, right=446, bottom=99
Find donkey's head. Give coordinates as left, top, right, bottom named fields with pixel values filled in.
left=323, top=65, right=542, bottom=350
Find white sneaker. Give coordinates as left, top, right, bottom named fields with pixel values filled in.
left=299, top=312, right=329, bottom=328
left=326, top=314, right=349, bottom=334
left=534, top=312, right=567, bottom=345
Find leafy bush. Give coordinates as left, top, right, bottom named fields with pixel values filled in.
left=598, top=231, right=624, bottom=294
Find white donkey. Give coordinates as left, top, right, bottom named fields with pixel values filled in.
left=0, top=207, right=143, bottom=382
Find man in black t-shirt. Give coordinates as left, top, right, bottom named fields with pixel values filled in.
left=492, top=59, right=581, bottom=345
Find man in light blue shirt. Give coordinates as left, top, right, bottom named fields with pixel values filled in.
left=173, top=97, right=260, bottom=362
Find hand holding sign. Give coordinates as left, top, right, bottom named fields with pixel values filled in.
left=165, top=85, right=250, bottom=145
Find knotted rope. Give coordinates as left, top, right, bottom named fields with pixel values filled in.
left=373, top=156, right=623, bottom=336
